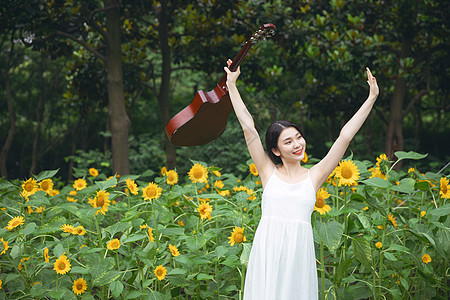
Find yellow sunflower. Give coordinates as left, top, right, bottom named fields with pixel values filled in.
left=44, top=248, right=49, bottom=263
left=89, top=168, right=99, bottom=177
left=177, top=220, right=184, bottom=226
left=125, top=179, right=139, bottom=195
left=154, top=265, right=167, bottom=281
left=188, top=163, right=208, bottom=183
left=302, top=152, right=309, bottom=163
left=147, top=227, right=155, bottom=242
left=66, top=197, right=77, bottom=203
left=169, top=244, right=180, bottom=257
left=369, top=167, right=387, bottom=180
left=142, top=182, right=162, bottom=201
left=140, top=224, right=148, bottom=230
left=39, top=179, right=54, bottom=195
left=22, top=178, right=38, bottom=196
left=388, top=213, right=398, bottom=227
left=249, top=163, right=259, bottom=176
left=376, top=153, right=389, bottom=167
left=314, top=188, right=331, bottom=215
left=335, top=160, right=360, bottom=186
left=53, top=252, right=71, bottom=275
left=228, top=226, right=247, bottom=246
left=210, top=166, right=221, bottom=177
left=60, top=224, right=75, bottom=234
left=88, top=190, right=111, bottom=215
left=73, top=226, right=86, bottom=235
left=161, top=166, right=167, bottom=176
left=6, top=216, right=25, bottom=231
left=50, top=189, right=60, bottom=196
left=197, top=202, right=213, bottom=220
left=375, top=242, right=382, bottom=249
left=422, top=253, right=431, bottom=264
left=72, top=277, right=87, bottom=295
left=440, top=177, right=450, bottom=199
left=73, top=178, right=87, bottom=191
left=1, top=238, right=9, bottom=255
left=106, top=238, right=121, bottom=250
left=214, top=180, right=224, bottom=189
left=166, top=170, right=179, bottom=185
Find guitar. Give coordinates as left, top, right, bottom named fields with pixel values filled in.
left=165, top=23, right=276, bottom=146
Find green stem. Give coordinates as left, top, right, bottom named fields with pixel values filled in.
left=343, top=186, right=348, bottom=262
left=320, top=239, right=325, bottom=300
left=151, top=200, right=159, bottom=247
left=116, top=251, right=120, bottom=271
left=240, top=264, right=246, bottom=300
left=94, top=214, right=102, bottom=248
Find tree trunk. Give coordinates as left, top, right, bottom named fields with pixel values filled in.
left=30, top=56, right=46, bottom=175
left=158, top=0, right=176, bottom=169
left=104, top=0, right=130, bottom=175
left=0, top=69, right=16, bottom=178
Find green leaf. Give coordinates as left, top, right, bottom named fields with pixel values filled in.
left=387, top=244, right=410, bottom=253
left=92, top=270, right=121, bottom=287
left=352, top=236, right=372, bottom=269
left=168, top=268, right=187, bottom=275
left=315, top=221, right=344, bottom=255
left=21, top=222, right=37, bottom=236
left=0, top=179, right=15, bottom=190
left=159, top=227, right=185, bottom=236
left=215, top=245, right=228, bottom=259
left=54, top=243, right=65, bottom=257
left=71, top=266, right=90, bottom=274
left=197, top=273, right=214, bottom=280
left=362, top=177, right=391, bottom=189
left=30, top=284, right=47, bottom=297
left=34, top=169, right=59, bottom=181
left=110, top=280, right=124, bottom=298
left=335, top=258, right=353, bottom=285
left=105, top=222, right=132, bottom=237
left=429, top=204, right=450, bottom=217
left=48, top=288, right=69, bottom=299
left=96, top=176, right=118, bottom=191
left=383, top=251, right=398, bottom=261
left=391, top=178, right=416, bottom=194
left=124, top=290, right=143, bottom=299
left=394, top=151, right=427, bottom=161
left=122, top=234, right=147, bottom=243
left=121, top=210, right=143, bottom=222
left=240, top=243, right=251, bottom=266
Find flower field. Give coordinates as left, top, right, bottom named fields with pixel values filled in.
left=0, top=151, right=448, bottom=299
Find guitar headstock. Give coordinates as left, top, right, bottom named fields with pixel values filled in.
left=249, top=23, right=276, bottom=44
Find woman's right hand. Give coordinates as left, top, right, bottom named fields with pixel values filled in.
left=224, top=59, right=241, bottom=87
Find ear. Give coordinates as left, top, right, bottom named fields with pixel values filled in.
left=271, top=148, right=280, bottom=157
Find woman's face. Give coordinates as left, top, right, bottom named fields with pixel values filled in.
left=272, top=127, right=306, bottom=162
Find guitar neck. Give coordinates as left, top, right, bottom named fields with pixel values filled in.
left=217, top=41, right=253, bottom=92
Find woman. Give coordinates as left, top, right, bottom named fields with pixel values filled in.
left=224, top=59, right=379, bottom=299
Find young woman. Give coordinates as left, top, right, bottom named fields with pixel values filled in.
left=224, top=59, right=379, bottom=299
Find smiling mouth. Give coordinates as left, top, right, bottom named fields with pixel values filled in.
left=293, top=149, right=303, bottom=155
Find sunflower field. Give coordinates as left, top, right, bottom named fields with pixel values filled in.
left=0, top=151, right=449, bottom=299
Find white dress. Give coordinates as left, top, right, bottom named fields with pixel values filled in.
left=243, top=168, right=318, bottom=300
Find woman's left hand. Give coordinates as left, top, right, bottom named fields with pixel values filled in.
left=366, top=67, right=379, bottom=99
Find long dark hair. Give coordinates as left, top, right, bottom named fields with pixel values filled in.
left=265, top=120, right=304, bottom=165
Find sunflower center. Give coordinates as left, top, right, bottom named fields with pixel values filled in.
left=234, top=233, right=244, bottom=243
left=76, top=283, right=83, bottom=289
left=59, top=262, right=66, bottom=270
left=156, top=270, right=162, bottom=276
left=25, top=183, right=34, bottom=192
left=194, top=170, right=203, bottom=178
left=341, top=167, right=353, bottom=179
left=146, top=189, right=156, bottom=197
left=41, top=182, right=49, bottom=190
left=315, top=198, right=325, bottom=208
left=97, top=197, right=105, bottom=207
left=11, top=220, right=19, bottom=227
left=443, top=185, right=448, bottom=194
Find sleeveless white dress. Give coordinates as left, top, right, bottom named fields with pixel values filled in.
left=243, top=168, right=318, bottom=299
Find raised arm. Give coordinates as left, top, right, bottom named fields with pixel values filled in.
left=224, top=60, right=274, bottom=185
left=310, top=67, right=379, bottom=191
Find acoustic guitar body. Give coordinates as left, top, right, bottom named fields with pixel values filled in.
left=165, top=84, right=232, bottom=146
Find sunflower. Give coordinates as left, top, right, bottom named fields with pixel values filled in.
left=169, top=244, right=180, bottom=256
left=142, top=182, right=162, bottom=201
left=140, top=224, right=148, bottom=230
left=22, top=178, right=38, bottom=196
left=73, top=178, right=87, bottom=191
left=154, top=265, right=167, bottom=281
left=69, top=190, right=77, bottom=196
left=88, top=190, right=111, bottom=215
left=39, top=179, right=54, bottom=195
left=369, top=167, right=387, bottom=180
left=388, top=213, right=398, bottom=227
left=1, top=238, right=9, bottom=255
left=6, top=216, right=25, bottom=231
left=161, top=166, right=167, bottom=176
left=335, top=160, right=360, bottom=186
left=147, top=227, right=155, bottom=242
left=214, top=180, right=224, bottom=189
left=440, top=177, right=450, bottom=199
left=375, top=242, right=382, bottom=249
left=50, top=189, right=60, bottom=196
left=188, top=163, right=208, bottom=183
left=53, top=252, right=71, bottom=275
left=72, top=277, right=87, bottom=295
left=210, top=166, right=221, bottom=177
left=125, top=179, right=139, bottom=195
left=89, top=168, right=99, bottom=177
left=314, top=188, right=331, bottom=215
left=107, top=238, right=121, bottom=250
left=66, top=197, right=77, bottom=203
left=73, top=226, right=86, bottom=235
left=60, top=224, right=75, bottom=234
left=177, top=220, right=184, bottom=226
left=249, top=163, right=259, bottom=176
left=166, top=170, right=179, bottom=185
left=197, top=202, right=213, bottom=220
left=44, top=248, right=49, bottom=263
left=422, top=254, right=431, bottom=264
left=376, top=153, right=389, bottom=167
left=302, top=152, right=309, bottom=163
left=228, top=226, right=247, bottom=246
